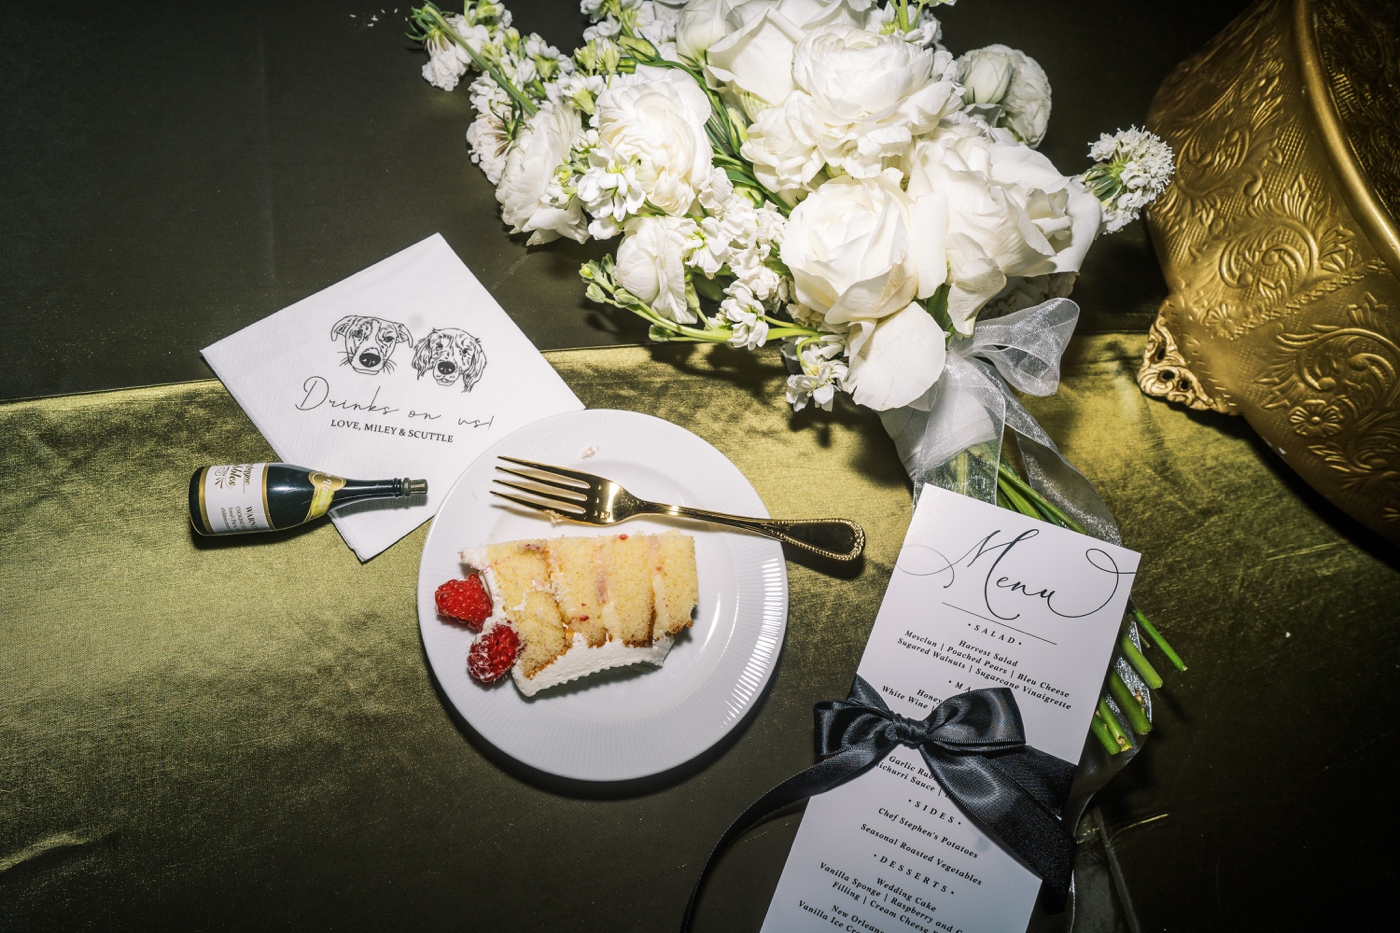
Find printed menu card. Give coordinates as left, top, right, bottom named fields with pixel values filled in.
left=203, top=234, right=582, bottom=560
left=762, top=485, right=1139, bottom=933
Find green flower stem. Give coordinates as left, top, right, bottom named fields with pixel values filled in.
left=1133, top=603, right=1187, bottom=672
left=997, top=473, right=1039, bottom=519
left=582, top=259, right=821, bottom=347
left=1097, top=697, right=1133, bottom=752
left=416, top=4, right=538, bottom=116
left=767, top=326, right=823, bottom=340
left=996, top=458, right=1083, bottom=532
left=894, top=0, right=931, bottom=34
left=1090, top=710, right=1121, bottom=756
left=1108, top=671, right=1153, bottom=735
left=997, top=455, right=1187, bottom=671
left=1120, top=631, right=1163, bottom=689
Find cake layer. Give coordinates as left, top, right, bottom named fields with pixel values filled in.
left=651, top=531, right=698, bottom=642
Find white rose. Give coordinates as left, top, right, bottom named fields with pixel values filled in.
left=905, top=126, right=1100, bottom=332
left=615, top=215, right=702, bottom=323
left=704, top=0, right=874, bottom=112
left=1000, top=54, right=1052, bottom=149
left=497, top=103, right=588, bottom=245
left=593, top=66, right=714, bottom=217
left=957, top=45, right=1052, bottom=148
left=676, top=0, right=735, bottom=60
left=741, top=94, right=827, bottom=204
left=781, top=172, right=948, bottom=408
left=789, top=25, right=962, bottom=179
left=844, top=301, right=948, bottom=410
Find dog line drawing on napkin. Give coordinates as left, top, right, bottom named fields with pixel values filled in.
left=412, top=328, right=487, bottom=392
left=332, top=315, right=413, bottom=375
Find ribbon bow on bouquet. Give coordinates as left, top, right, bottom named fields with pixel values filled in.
left=680, top=677, right=1078, bottom=932
left=881, top=297, right=1125, bottom=546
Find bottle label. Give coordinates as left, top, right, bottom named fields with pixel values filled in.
left=200, top=463, right=272, bottom=534
left=306, top=471, right=348, bottom=521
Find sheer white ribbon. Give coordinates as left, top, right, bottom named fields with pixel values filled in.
left=878, top=297, right=1123, bottom=545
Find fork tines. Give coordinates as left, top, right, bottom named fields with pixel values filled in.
left=490, top=457, right=588, bottom=517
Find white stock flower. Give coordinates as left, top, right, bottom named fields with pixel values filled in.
left=957, top=45, right=1052, bottom=148
left=577, top=147, right=647, bottom=240
left=637, top=0, right=681, bottom=47
left=615, top=215, right=703, bottom=322
left=557, top=72, right=607, bottom=113
left=590, top=66, right=714, bottom=218
left=689, top=171, right=782, bottom=292
left=498, top=103, right=589, bottom=245
left=789, top=25, right=961, bottom=179
left=1082, top=126, right=1175, bottom=233
left=704, top=0, right=877, bottom=113
left=584, top=17, right=622, bottom=40
left=905, top=125, right=1100, bottom=333
left=721, top=283, right=771, bottom=348
left=466, top=111, right=511, bottom=185
left=784, top=335, right=849, bottom=411
left=422, top=21, right=471, bottom=91
left=508, top=56, right=540, bottom=87
left=452, top=14, right=498, bottom=57
left=867, top=0, right=949, bottom=45
left=468, top=73, right=510, bottom=114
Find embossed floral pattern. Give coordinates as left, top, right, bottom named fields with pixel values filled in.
left=1287, top=400, right=1346, bottom=437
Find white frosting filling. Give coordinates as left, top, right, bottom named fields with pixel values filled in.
left=513, top=631, right=673, bottom=697
left=459, top=545, right=674, bottom=697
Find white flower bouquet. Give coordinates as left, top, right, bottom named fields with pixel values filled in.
left=409, top=0, right=1183, bottom=755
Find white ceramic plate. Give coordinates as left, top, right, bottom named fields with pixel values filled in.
left=417, top=409, right=788, bottom=782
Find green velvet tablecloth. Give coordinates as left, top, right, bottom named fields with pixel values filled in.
left=2, top=339, right=1396, bottom=931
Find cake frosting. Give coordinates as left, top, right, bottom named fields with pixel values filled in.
left=460, top=531, right=697, bottom=696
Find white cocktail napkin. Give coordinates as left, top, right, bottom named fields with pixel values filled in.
left=203, top=234, right=582, bottom=560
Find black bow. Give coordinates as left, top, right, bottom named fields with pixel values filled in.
left=680, top=676, right=1078, bottom=931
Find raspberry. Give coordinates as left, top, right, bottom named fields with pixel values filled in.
left=435, top=573, right=492, bottom=631
left=467, top=625, right=521, bottom=684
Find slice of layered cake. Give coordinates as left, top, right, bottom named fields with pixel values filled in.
left=451, top=531, right=698, bottom=696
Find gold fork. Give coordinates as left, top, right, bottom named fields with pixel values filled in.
left=490, top=456, right=866, bottom=562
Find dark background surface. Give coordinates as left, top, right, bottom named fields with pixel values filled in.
left=2, top=0, right=1249, bottom=401
left=10, top=3, right=1390, bottom=933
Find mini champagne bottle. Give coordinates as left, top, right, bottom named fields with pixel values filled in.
left=189, top=463, right=427, bottom=535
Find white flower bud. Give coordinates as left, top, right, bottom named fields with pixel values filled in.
left=675, top=0, right=734, bottom=60
left=958, top=47, right=1013, bottom=105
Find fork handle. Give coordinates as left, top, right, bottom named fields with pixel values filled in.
left=643, top=504, right=865, bottom=561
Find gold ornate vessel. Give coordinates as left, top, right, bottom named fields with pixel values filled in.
left=1138, top=0, right=1400, bottom=540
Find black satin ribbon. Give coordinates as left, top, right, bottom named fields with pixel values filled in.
left=679, top=676, right=1078, bottom=931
